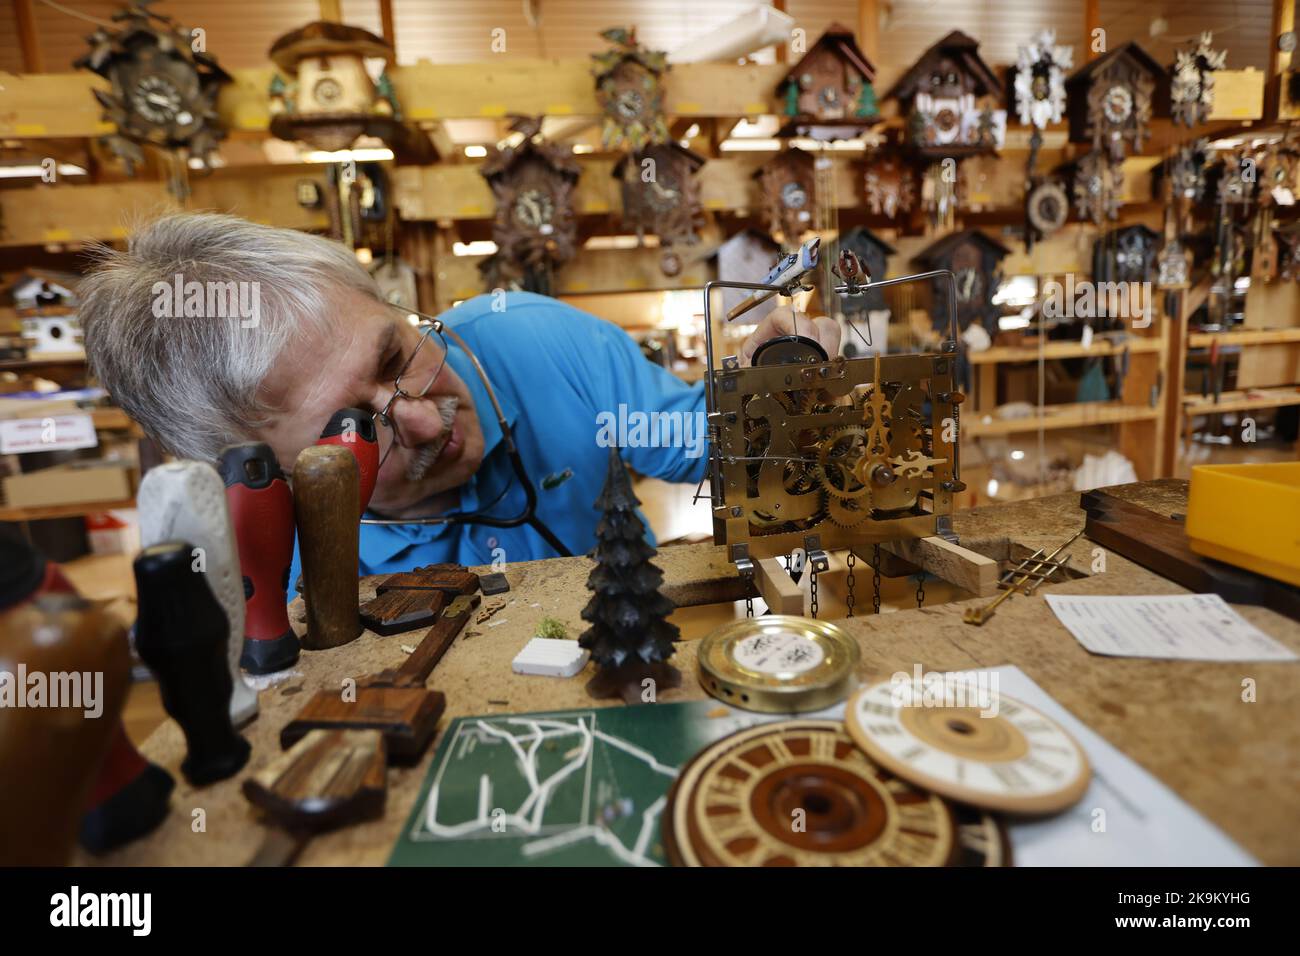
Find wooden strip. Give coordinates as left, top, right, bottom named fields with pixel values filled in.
left=753, top=557, right=804, bottom=615
left=878, top=536, right=999, bottom=597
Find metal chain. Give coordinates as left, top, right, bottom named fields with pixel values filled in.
left=745, top=575, right=755, bottom=618
left=915, top=574, right=926, bottom=609
left=872, top=544, right=882, bottom=615
left=810, top=569, right=819, bottom=620
left=845, top=551, right=856, bottom=618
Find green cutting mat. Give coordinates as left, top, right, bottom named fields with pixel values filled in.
left=388, top=700, right=779, bottom=867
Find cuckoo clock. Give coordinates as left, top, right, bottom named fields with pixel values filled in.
left=481, top=116, right=581, bottom=296
left=1157, top=238, right=1191, bottom=289
left=1171, top=32, right=1227, bottom=127
left=834, top=227, right=894, bottom=316
left=1276, top=224, right=1300, bottom=282
left=776, top=23, right=879, bottom=140
left=1093, top=224, right=1159, bottom=288
left=267, top=20, right=420, bottom=157
left=591, top=27, right=670, bottom=152
left=1065, top=42, right=1161, bottom=165
left=885, top=31, right=1005, bottom=158
left=615, top=142, right=706, bottom=276
left=1013, top=30, right=1072, bottom=134
left=1208, top=149, right=1257, bottom=206
left=712, top=230, right=783, bottom=324
left=1068, top=150, right=1124, bottom=225
left=1167, top=139, right=1210, bottom=204
left=1258, top=141, right=1299, bottom=208
left=754, top=148, right=817, bottom=244
left=862, top=155, right=916, bottom=219
left=913, top=229, right=1009, bottom=333
left=75, top=0, right=229, bottom=179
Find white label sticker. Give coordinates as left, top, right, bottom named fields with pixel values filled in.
left=0, top=413, right=99, bottom=454
left=732, top=631, right=824, bottom=676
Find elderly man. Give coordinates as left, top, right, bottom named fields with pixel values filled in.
left=81, top=213, right=838, bottom=577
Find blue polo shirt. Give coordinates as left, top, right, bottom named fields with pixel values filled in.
left=288, top=292, right=708, bottom=584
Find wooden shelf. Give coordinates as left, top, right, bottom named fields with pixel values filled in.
left=0, top=497, right=136, bottom=523
left=966, top=402, right=1159, bottom=438
left=1187, top=328, right=1300, bottom=348
left=970, top=338, right=1162, bottom=365
left=1182, top=388, right=1300, bottom=417
left=0, top=352, right=87, bottom=370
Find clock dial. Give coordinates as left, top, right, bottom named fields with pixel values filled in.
left=817, top=85, right=842, bottom=109
left=780, top=181, right=808, bottom=210
left=846, top=680, right=1091, bottom=815
left=132, top=74, right=183, bottom=125
left=662, top=720, right=964, bottom=867
left=1102, top=84, right=1133, bottom=124
left=312, top=76, right=344, bottom=108
left=613, top=87, right=645, bottom=121
left=512, top=188, right=554, bottom=230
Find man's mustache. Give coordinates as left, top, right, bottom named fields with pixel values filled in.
left=404, top=395, right=460, bottom=482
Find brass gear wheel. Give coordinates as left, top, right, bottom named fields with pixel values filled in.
left=814, top=425, right=872, bottom=500
left=826, top=495, right=869, bottom=528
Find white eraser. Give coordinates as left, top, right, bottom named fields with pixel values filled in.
left=512, top=638, right=589, bottom=678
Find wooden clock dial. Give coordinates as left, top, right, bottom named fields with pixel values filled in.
left=663, top=721, right=961, bottom=867
left=846, top=681, right=1091, bottom=815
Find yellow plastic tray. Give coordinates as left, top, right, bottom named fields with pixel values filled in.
left=1186, top=462, right=1300, bottom=588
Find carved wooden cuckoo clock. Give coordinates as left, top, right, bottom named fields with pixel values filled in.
left=481, top=116, right=582, bottom=296
left=754, top=148, right=817, bottom=244
left=1065, top=41, right=1161, bottom=165
left=862, top=154, right=916, bottom=219
left=266, top=20, right=430, bottom=160
left=1276, top=224, right=1300, bottom=282
left=75, top=0, right=230, bottom=179
left=615, top=142, right=706, bottom=276
left=591, top=27, right=670, bottom=152
left=1093, top=224, right=1159, bottom=286
left=913, top=229, right=1009, bottom=333
left=885, top=31, right=1005, bottom=158
left=1068, top=150, right=1124, bottom=225
left=1171, top=32, right=1227, bottom=127
left=776, top=23, right=879, bottom=140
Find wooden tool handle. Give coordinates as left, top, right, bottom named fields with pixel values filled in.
left=379, top=593, right=481, bottom=687
left=0, top=593, right=130, bottom=864
left=293, top=445, right=362, bottom=651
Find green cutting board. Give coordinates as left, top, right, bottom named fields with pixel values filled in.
left=388, top=700, right=782, bottom=867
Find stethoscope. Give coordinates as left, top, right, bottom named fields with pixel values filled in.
left=359, top=315, right=574, bottom=558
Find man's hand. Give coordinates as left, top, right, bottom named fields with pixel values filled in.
left=739, top=307, right=841, bottom=367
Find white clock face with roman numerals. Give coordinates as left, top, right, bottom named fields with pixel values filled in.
left=845, top=680, right=1090, bottom=815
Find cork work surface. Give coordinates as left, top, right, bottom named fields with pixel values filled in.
left=79, top=479, right=1300, bottom=866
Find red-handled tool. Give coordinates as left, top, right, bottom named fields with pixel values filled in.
left=219, top=442, right=300, bottom=675
left=315, top=407, right=379, bottom=515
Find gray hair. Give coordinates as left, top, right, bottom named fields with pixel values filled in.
left=81, top=212, right=381, bottom=461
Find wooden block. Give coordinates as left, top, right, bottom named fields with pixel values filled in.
left=878, top=536, right=1000, bottom=597
left=242, top=729, right=386, bottom=832
left=375, top=565, right=478, bottom=595
left=360, top=589, right=448, bottom=636
left=754, top=557, right=804, bottom=615
left=1207, top=69, right=1265, bottom=121
left=279, top=687, right=446, bottom=763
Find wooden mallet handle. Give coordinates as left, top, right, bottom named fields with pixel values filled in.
left=293, top=445, right=362, bottom=650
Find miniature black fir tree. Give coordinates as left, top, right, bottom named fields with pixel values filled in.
left=579, top=446, right=681, bottom=703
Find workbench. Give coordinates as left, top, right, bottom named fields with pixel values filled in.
left=81, top=479, right=1300, bottom=866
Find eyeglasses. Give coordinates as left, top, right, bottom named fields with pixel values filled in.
left=371, top=314, right=449, bottom=471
